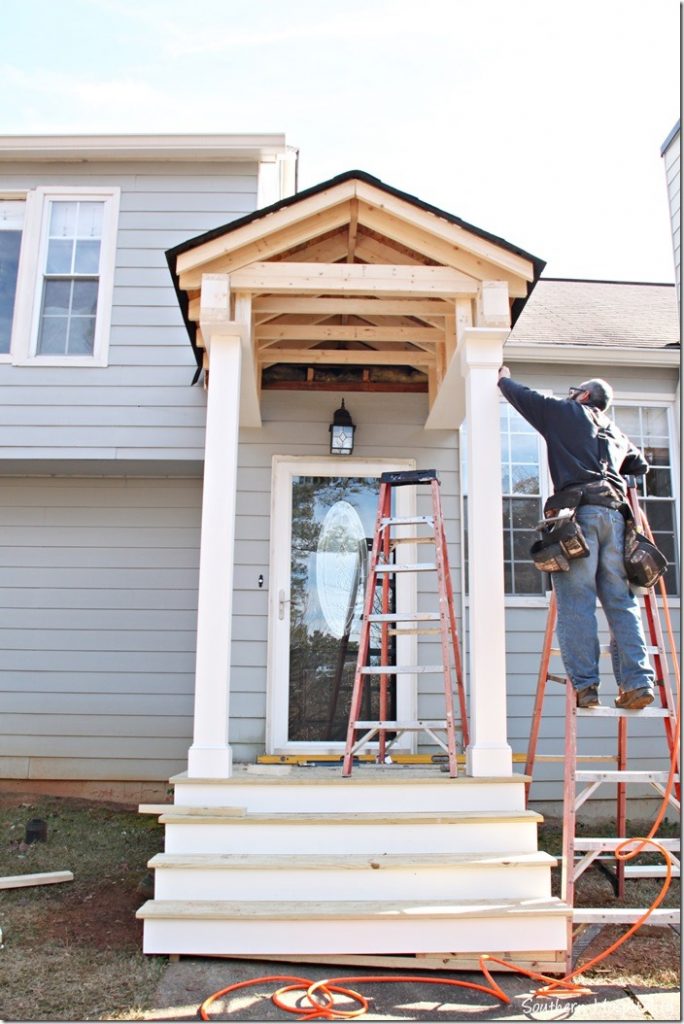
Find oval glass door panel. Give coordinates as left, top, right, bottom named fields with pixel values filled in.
left=288, top=476, right=395, bottom=742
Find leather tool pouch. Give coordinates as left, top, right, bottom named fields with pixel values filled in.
left=623, top=521, right=667, bottom=588
left=530, top=487, right=590, bottom=573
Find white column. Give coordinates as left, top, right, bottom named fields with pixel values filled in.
left=461, top=327, right=513, bottom=776
left=187, top=330, right=242, bottom=778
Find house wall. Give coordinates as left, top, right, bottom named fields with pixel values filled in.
left=0, top=159, right=260, bottom=462
left=662, top=124, right=680, bottom=302
left=1, top=377, right=678, bottom=809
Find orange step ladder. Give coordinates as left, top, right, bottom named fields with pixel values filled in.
left=525, top=484, right=680, bottom=917
left=342, top=469, right=468, bottom=778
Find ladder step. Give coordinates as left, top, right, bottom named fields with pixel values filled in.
left=355, top=720, right=449, bottom=731
left=390, top=536, right=436, bottom=545
left=360, top=665, right=446, bottom=675
left=623, top=865, right=680, bottom=878
left=577, top=706, right=673, bottom=718
left=576, top=770, right=678, bottom=783
left=380, top=516, right=434, bottom=527
left=574, top=838, right=680, bottom=852
left=367, top=613, right=441, bottom=623
left=573, top=908, right=679, bottom=925
left=374, top=563, right=437, bottom=573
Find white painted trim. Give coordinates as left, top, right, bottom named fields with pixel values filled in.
left=10, top=185, right=120, bottom=368
left=505, top=344, right=680, bottom=367
left=266, top=455, right=417, bottom=755
left=0, top=133, right=289, bottom=162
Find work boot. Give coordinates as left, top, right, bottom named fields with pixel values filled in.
left=615, top=687, right=655, bottom=710
left=576, top=685, right=601, bottom=708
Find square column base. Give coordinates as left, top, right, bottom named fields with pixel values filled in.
left=187, top=744, right=233, bottom=779
left=466, top=743, right=513, bottom=777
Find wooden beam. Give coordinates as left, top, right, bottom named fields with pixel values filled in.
left=0, top=871, right=73, bottom=890
left=178, top=204, right=352, bottom=289
left=176, top=181, right=356, bottom=275
left=355, top=180, right=536, bottom=281
left=280, top=230, right=350, bottom=264
left=229, top=262, right=480, bottom=297
left=354, top=234, right=423, bottom=266
left=346, top=198, right=359, bottom=262
left=258, top=348, right=434, bottom=366
left=252, top=296, right=451, bottom=316
left=357, top=202, right=528, bottom=297
left=256, top=324, right=442, bottom=343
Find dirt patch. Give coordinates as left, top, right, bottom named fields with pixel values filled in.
left=37, top=881, right=145, bottom=952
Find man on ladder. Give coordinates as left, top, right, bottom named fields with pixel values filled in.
left=497, top=368, right=656, bottom=710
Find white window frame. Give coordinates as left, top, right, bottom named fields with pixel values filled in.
left=0, top=191, right=27, bottom=365
left=10, top=185, right=120, bottom=368
left=611, top=393, right=680, bottom=607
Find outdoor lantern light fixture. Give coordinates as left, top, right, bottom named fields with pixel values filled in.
left=329, top=399, right=355, bottom=455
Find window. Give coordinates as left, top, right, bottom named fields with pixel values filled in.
left=10, top=186, right=119, bottom=367
left=0, top=199, right=25, bottom=355
left=461, top=402, right=548, bottom=598
left=500, top=402, right=546, bottom=595
left=613, top=404, right=679, bottom=595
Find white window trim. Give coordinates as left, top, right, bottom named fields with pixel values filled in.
left=10, top=185, right=120, bottom=368
left=0, top=191, right=27, bottom=364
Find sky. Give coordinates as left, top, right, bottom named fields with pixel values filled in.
left=1, top=0, right=680, bottom=282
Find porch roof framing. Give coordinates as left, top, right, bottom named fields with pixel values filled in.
left=167, top=169, right=545, bottom=428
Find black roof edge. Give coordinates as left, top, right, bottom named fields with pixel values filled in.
left=165, top=167, right=547, bottom=369
left=660, top=120, right=680, bottom=155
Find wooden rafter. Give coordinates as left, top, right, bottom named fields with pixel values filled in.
left=255, top=325, right=442, bottom=343
left=347, top=199, right=359, bottom=263
left=258, top=348, right=435, bottom=367
left=229, top=262, right=480, bottom=297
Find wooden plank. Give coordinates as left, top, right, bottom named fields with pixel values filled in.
left=355, top=181, right=536, bottom=281
left=258, top=349, right=435, bottom=367
left=175, top=181, right=356, bottom=275
left=0, top=870, right=73, bottom=890
left=228, top=262, right=480, bottom=297
left=573, top=908, right=679, bottom=925
left=256, top=324, right=442, bottom=343
left=229, top=951, right=567, bottom=973
left=148, top=851, right=557, bottom=870
left=158, top=810, right=543, bottom=825
left=252, top=297, right=452, bottom=315
left=139, top=804, right=246, bottom=816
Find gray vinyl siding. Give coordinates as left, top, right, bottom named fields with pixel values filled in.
left=0, top=160, right=259, bottom=462
left=662, top=128, right=680, bottom=298
left=0, top=476, right=202, bottom=781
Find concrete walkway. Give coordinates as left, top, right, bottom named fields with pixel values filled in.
left=143, top=958, right=681, bottom=1021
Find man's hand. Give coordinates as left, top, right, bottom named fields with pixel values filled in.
left=498, top=365, right=511, bottom=380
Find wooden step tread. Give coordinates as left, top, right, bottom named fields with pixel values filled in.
left=168, top=769, right=531, bottom=786
left=159, top=808, right=543, bottom=826
left=374, top=563, right=437, bottom=573
left=137, top=897, right=570, bottom=922
left=573, top=908, right=679, bottom=925
left=367, top=613, right=441, bottom=622
left=148, top=851, right=558, bottom=871
left=140, top=804, right=247, bottom=816
left=624, top=865, right=680, bottom=878
left=360, top=665, right=446, bottom=674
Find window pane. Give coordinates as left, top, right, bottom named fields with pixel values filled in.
left=49, top=201, right=77, bottom=237
left=642, top=501, right=673, bottom=532
left=642, top=407, right=669, bottom=435
left=645, top=468, right=672, bottom=498
left=72, top=279, right=98, bottom=315
left=0, top=228, right=21, bottom=353
left=614, top=407, right=640, bottom=435
left=46, top=239, right=73, bottom=274
left=74, top=239, right=100, bottom=274
left=42, top=279, right=71, bottom=315
left=67, top=316, right=96, bottom=355
left=77, top=202, right=104, bottom=238
left=510, top=434, right=538, bottom=462
left=511, top=498, right=539, bottom=530
left=513, top=562, right=544, bottom=594
left=38, top=316, right=68, bottom=354
left=511, top=464, right=540, bottom=495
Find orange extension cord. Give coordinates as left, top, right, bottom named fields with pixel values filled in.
left=200, top=679, right=680, bottom=1019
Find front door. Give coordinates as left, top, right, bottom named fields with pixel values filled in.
left=267, top=457, right=417, bottom=754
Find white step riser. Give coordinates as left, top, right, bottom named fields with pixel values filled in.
left=170, top=781, right=526, bottom=813
left=142, top=913, right=568, bottom=957
left=163, top=821, right=539, bottom=855
left=153, top=865, right=552, bottom=901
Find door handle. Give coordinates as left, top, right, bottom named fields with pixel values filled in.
left=278, top=589, right=291, bottom=620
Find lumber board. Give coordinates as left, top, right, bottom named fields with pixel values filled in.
left=227, top=951, right=568, bottom=973
left=228, top=261, right=480, bottom=297
left=0, top=870, right=73, bottom=890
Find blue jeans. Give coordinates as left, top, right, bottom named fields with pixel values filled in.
left=553, top=506, right=654, bottom=694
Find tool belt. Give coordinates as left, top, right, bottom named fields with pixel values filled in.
left=623, top=521, right=667, bottom=588
left=530, top=487, right=589, bottom=573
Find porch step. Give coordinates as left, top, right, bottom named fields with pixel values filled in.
left=165, top=770, right=529, bottom=814
left=148, top=850, right=557, bottom=902
left=137, top=897, right=571, bottom=957
left=160, top=808, right=543, bottom=856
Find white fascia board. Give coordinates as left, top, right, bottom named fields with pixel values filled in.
left=504, top=343, right=680, bottom=367
left=0, top=134, right=289, bottom=162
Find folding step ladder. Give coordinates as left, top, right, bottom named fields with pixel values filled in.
left=525, top=484, right=680, bottom=924
left=342, top=469, right=467, bottom=778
